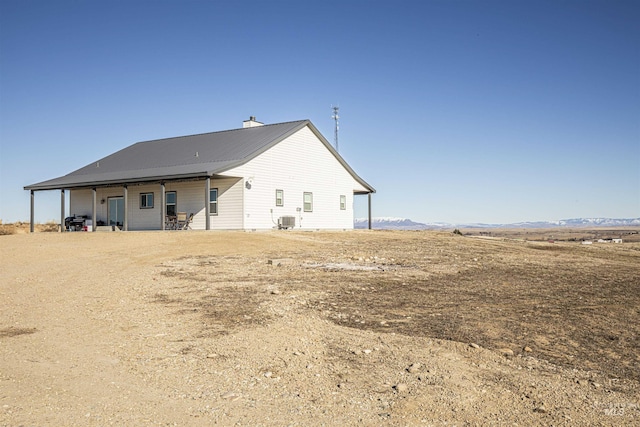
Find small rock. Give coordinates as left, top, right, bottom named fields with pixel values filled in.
left=206, top=353, right=218, bottom=359
left=363, top=349, right=372, bottom=354
left=470, top=343, right=480, bottom=349
left=264, top=371, right=273, bottom=378
left=592, top=382, right=602, bottom=389
left=394, top=383, right=408, bottom=393
left=524, top=346, right=533, bottom=352
left=533, top=405, right=547, bottom=413
left=270, top=289, right=281, bottom=295
left=499, top=348, right=514, bottom=357
left=407, top=363, right=421, bottom=373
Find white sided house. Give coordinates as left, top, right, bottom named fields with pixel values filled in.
left=25, top=118, right=375, bottom=231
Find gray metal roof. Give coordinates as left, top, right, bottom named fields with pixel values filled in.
left=25, top=120, right=375, bottom=193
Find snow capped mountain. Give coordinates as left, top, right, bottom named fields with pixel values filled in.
left=558, top=218, right=640, bottom=227
left=354, top=217, right=422, bottom=229
left=354, top=217, right=640, bottom=230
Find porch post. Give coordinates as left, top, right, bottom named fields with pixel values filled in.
left=368, top=192, right=372, bottom=230
left=60, top=189, right=65, bottom=233
left=92, top=188, right=97, bottom=232
left=123, top=185, right=128, bottom=231
left=160, top=182, right=166, bottom=230
left=205, top=177, right=211, bottom=230
left=30, top=190, right=35, bottom=233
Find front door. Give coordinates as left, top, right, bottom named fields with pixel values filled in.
left=108, top=197, right=124, bottom=226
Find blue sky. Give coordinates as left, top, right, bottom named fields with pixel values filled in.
left=1, top=0, right=638, bottom=224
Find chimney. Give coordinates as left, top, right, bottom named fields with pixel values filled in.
left=243, top=116, right=264, bottom=128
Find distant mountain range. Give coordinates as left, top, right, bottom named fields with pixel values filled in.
left=354, top=217, right=640, bottom=230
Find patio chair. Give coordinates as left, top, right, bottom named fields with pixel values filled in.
left=181, top=213, right=194, bottom=230
left=176, top=212, right=188, bottom=230
left=165, top=215, right=177, bottom=230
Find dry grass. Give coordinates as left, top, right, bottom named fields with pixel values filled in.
left=0, top=221, right=59, bottom=235
left=153, top=231, right=640, bottom=389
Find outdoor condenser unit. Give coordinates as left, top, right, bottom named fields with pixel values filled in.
left=278, top=216, right=296, bottom=229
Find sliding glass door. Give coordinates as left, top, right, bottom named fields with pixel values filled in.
left=108, top=197, right=124, bottom=226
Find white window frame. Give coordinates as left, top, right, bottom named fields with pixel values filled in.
left=275, top=189, right=284, bottom=207
left=340, top=195, right=346, bottom=210
left=140, top=192, right=154, bottom=209
left=303, top=192, right=313, bottom=212
left=209, top=188, right=218, bottom=215
left=166, top=191, right=177, bottom=217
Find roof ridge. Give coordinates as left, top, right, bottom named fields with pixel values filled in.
left=135, top=119, right=309, bottom=145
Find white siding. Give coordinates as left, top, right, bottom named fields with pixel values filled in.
left=221, top=126, right=364, bottom=230
left=69, top=188, right=93, bottom=218
left=171, top=178, right=243, bottom=230
left=70, top=186, right=164, bottom=230
left=69, top=177, right=243, bottom=230
left=68, top=125, right=369, bottom=231
left=70, top=187, right=134, bottom=225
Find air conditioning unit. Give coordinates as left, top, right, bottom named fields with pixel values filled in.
left=278, top=216, right=296, bottom=230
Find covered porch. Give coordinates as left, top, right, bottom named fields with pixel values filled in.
left=27, top=176, right=224, bottom=232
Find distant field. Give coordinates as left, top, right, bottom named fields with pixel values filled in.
left=3, top=220, right=639, bottom=242
left=460, top=226, right=640, bottom=243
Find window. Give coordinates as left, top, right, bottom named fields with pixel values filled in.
left=166, top=191, right=176, bottom=216
left=209, top=188, right=218, bottom=215
left=140, top=193, right=154, bottom=209
left=303, top=192, right=313, bottom=212
left=275, top=189, right=284, bottom=206
left=340, top=195, right=346, bottom=210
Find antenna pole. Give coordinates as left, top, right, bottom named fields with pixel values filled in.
left=331, top=105, right=339, bottom=152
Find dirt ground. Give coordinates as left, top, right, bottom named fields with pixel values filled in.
left=1, top=230, right=639, bottom=426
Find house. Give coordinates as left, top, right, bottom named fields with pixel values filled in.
left=24, top=117, right=375, bottom=231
